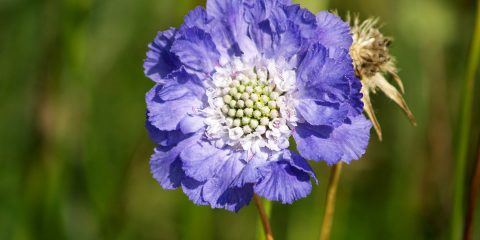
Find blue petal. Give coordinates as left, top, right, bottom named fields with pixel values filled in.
left=180, top=139, right=232, bottom=181
left=166, top=67, right=207, bottom=99
left=206, top=0, right=242, bottom=18
left=181, top=139, right=258, bottom=211
left=245, top=0, right=299, bottom=58
left=296, top=43, right=350, bottom=102
left=182, top=176, right=208, bottom=205
left=254, top=151, right=313, bottom=203
left=150, top=147, right=183, bottom=189
left=179, top=116, right=205, bottom=134
left=144, top=28, right=180, bottom=82
left=295, top=44, right=363, bottom=126
left=295, top=99, right=349, bottom=127
left=216, top=183, right=254, bottom=212
left=183, top=6, right=213, bottom=30
left=206, top=0, right=258, bottom=58
left=200, top=151, right=253, bottom=211
left=146, top=119, right=191, bottom=146
left=283, top=4, right=317, bottom=38
left=171, top=27, right=221, bottom=74
left=315, top=11, right=352, bottom=50
left=150, top=133, right=201, bottom=189
left=146, top=84, right=203, bottom=131
left=293, top=115, right=372, bottom=165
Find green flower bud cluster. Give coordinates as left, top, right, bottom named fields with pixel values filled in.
left=219, top=75, right=282, bottom=134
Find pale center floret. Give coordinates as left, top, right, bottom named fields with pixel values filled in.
left=220, top=72, right=281, bottom=136
left=203, top=57, right=297, bottom=153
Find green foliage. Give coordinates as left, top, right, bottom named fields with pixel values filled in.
left=0, top=0, right=478, bottom=239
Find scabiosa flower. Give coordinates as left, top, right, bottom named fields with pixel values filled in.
left=349, top=15, right=416, bottom=141
left=144, top=0, right=372, bottom=212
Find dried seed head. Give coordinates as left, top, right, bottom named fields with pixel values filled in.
left=348, top=14, right=416, bottom=141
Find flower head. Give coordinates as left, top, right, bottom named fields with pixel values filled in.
left=349, top=15, right=416, bottom=141
left=144, top=0, right=372, bottom=211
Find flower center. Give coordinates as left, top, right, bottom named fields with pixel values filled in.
left=218, top=70, right=282, bottom=136
left=203, top=57, right=297, bottom=151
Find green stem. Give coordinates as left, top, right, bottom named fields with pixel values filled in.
left=452, top=0, right=480, bottom=239
left=255, top=194, right=273, bottom=240
left=320, top=162, right=343, bottom=240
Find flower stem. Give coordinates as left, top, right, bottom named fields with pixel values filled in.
left=465, top=141, right=480, bottom=240
left=452, top=0, right=480, bottom=239
left=254, top=194, right=274, bottom=240
left=320, top=162, right=343, bottom=240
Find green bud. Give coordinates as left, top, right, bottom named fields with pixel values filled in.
left=255, top=86, right=263, bottom=94
left=233, top=118, right=241, bottom=127
left=261, top=106, right=270, bottom=115
left=268, top=101, right=276, bottom=109
left=243, top=125, right=252, bottom=134
left=236, top=99, right=245, bottom=108
left=223, top=94, right=232, bottom=104
left=242, top=117, right=251, bottom=125
left=229, top=100, right=237, bottom=108
left=245, top=99, right=254, bottom=108
left=250, top=119, right=259, bottom=129
left=253, top=110, right=262, bottom=119
left=221, top=105, right=229, bottom=114
left=229, top=87, right=238, bottom=95
left=234, top=93, right=242, bottom=100
left=244, top=108, right=253, bottom=117
left=237, top=85, right=246, bottom=93
left=260, top=117, right=269, bottom=126
left=255, top=101, right=264, bottom=109
left=270, top=109, right=279, bottom=119
left=228, top=109, right=236, bottom=117
left=236, top=109, right=244, bottom=118
left=261, top=95, right=269, bottom=102
left=270, top=92, right=280, bottom=100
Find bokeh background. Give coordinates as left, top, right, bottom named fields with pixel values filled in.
left=1, top=0, right=480, bottom=239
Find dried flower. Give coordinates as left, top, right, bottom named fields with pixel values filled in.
left=349, top=15, right=416, bottom=141
left=143, top=1, right=372, bottom=211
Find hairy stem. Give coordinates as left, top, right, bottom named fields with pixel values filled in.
left=320, top=162, right=343, bottom=240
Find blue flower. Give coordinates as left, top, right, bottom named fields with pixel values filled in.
left=144, top=0, right=371, bottom=212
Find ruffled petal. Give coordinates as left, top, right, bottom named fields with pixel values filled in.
left=254, top=150, right=313, bottom=203
left=183, top=6, right=213, bottom=30
left=182, top=176, right=208, bottom=205
left=144, top=28, right=180, bottom=82
left=150, top=133, right=202, bottom=189
left=146, top=119, right=191, bottom=146
left=296, top=43, right=350, bottom=102
left=206, top=0, right=258, bottom=59
left=315, top=11, right=352, bottom=50
left=295, top=99, right=349, bottom=127
left=201, top=152, right=254, bottom=211
left=146, top=84, right=203, bottom=131
left=180, top=139, right=232, bottom=181
left=293, top=115, right=372, bottom=164
left=206, top=0, right=243, bottom=19
left=283, top=4, right=317, bottom=39
left=171, top=27, right=221, bottom=74
left=295, top=44, right=364, bottom=127
left=150, top=147, right=183, bottom=189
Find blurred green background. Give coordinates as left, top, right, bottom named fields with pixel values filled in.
left=1, top=0, right=479, bottom=239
